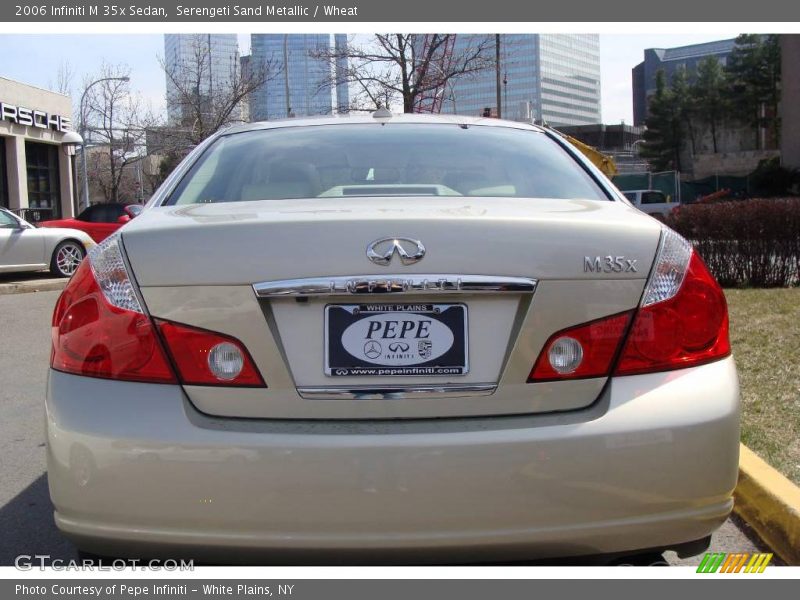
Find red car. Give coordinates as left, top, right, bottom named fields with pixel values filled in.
left=40, top=203, right=143, bottom=243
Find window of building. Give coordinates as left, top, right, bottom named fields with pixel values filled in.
left=25, top=141, right=61, bottom=218
left=0, top=139, right=9, bottom=209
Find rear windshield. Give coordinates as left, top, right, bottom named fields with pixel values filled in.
left=166, top=123, right=609, bottom=205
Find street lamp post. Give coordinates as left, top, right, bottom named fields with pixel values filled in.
left=79, top=76, right=130, bottom=210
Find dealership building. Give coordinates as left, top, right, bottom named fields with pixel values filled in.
left=0, top=77, right=78, bottom=221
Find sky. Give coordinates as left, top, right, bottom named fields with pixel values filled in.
left=0, top=33, right=729, bottom=124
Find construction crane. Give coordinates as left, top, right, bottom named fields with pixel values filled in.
left=413, top=34, right=457, bottom=114
left=544, top=126, right=619, bottom=178
left=562, top=133, right=619, bottom=178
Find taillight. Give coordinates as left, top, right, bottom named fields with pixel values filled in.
left=615, top=230, right=730, bottom=375
left=527, top=227, right=730, bottom=382
left=51, top=234, right=266, bottom=387
left=51, top=236, right=176, bottom=383
left=156, top=320, right=265, bottom=387
left=528, top=312, right=632, bottom=382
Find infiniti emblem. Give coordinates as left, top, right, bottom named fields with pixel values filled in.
left=366, top=237, right=426, bottom=266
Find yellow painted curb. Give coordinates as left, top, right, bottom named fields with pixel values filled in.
left=734, top=443, right=800, bottom=565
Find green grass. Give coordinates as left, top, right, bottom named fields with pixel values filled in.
left=725, top=288, right=800, bottom=485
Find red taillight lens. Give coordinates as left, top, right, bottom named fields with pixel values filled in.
left=51, top=260, right=176, bottom=383
left=615, top=251, right=730, bottom=375
left=51, top=234, right=265, bottom=388
left=527, top=228, right=730, bottom=382
left=156, top=320, right=265, bottom=387
left=528, top=311, right=633, bottom=382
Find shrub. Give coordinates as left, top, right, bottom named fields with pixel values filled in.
left=667, top=198, right=800, bottom=287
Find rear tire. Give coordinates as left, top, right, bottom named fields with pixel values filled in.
left=50, top=240, right=85, bottom=277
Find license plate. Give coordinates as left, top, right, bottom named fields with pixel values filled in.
left=325, top=303, right=468, bottom=377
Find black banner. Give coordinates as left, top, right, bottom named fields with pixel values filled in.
left=5, top=579, right=799, bottom=600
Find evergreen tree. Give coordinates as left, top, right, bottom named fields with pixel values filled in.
left=670, top=65, right=697, bottom=155
left=725, top=34, right=781, bottom=148
left=693, top=57, right=727, bottom=153
left=640, top=70, right=684, bottom=171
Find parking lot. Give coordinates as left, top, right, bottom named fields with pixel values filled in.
left=0, top=285, right=775, bottom=566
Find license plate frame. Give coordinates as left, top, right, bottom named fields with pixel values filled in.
left=324, top=303, right=469, bottom=377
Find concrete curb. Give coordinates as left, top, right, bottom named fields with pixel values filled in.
left=0, top=279, right=67, bottom=295
left=734, top=443, right=800, bottom=565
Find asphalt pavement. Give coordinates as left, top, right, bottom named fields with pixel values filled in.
left=0, top=288, right=776, bottom=567
left=0, top=270, right=67, bottom=295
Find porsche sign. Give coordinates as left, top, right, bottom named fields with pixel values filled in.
left=0, top=101, right=71, bottom=133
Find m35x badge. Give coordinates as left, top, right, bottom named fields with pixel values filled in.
left=584, top=255, right=638, bottom=273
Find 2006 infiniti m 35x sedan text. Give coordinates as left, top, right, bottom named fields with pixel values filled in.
left=46, top=114, right=739, bottom=564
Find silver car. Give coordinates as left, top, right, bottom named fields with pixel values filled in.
left=46, top=114, right=739, bottom=564
left=0, top=208, right=94, bottom=277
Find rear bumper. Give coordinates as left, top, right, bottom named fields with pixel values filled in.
left=46, top=357, right=740, bottom=562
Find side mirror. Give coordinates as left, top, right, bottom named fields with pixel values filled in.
left=117, top=215, right=131, bottom=224
left=125, top=205, right=143, bottom=218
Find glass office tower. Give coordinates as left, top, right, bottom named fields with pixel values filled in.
left=164, top=34, right=242, bottom=124
left=250, top=34, right=350, bottom=121
left=334, top=34, right=350, bottom=114
left=443, top=34, right=601, bottom=127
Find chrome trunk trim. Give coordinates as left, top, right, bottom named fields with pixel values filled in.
left=297, top=384, right=497, bottom=400
left=254, top=275, right=537, bottom=298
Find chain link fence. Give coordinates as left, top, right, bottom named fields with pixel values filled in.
left=613, top=172, right=753, bottom=204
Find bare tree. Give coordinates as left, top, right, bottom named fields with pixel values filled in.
left=49, top=61, right=75, bottom=96
left=160, top=34, right=279, bottom=147
left=81, top=63, right=158, bottom=204
left=314, top=34, right=494, bottom=113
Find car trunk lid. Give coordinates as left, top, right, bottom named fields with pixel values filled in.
left=126, top=197, right=661, bottom=419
